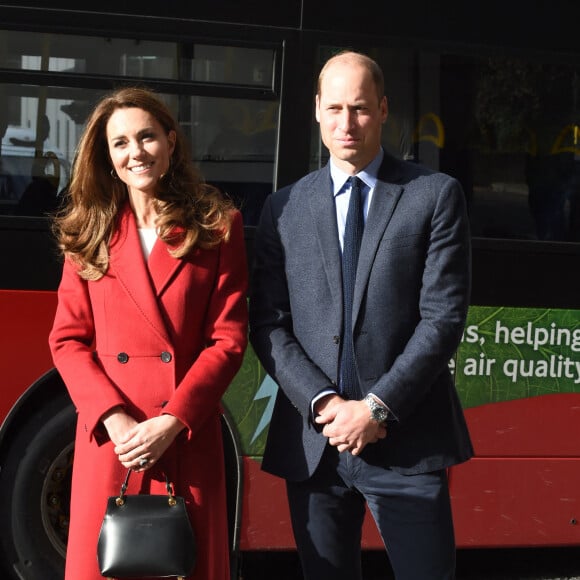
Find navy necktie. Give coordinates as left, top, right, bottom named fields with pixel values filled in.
left=339, top=176, right=364, bottom=400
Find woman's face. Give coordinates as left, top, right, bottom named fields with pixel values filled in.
left=106, top=107, right=176, bottom=198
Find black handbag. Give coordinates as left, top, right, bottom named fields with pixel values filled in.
left=97, top=468, right=196, bottom=579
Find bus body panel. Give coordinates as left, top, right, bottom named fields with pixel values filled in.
left=452, top=457, right=580, bottom=548
left=0, top=290, right=56, bottom=424
left=465, top=395, right=580, bottom=457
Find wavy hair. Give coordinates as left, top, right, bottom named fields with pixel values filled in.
left=53, top=87, right=234, bottom=280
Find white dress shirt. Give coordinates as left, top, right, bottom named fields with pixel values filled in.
left=311, top=149, right=389, bottom=416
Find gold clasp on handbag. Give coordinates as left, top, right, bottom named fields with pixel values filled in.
left=166, top=478, right=177, bottom=506
left=115, top=469, right=132, bottom=506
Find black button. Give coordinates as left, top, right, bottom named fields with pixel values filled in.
left=117, top=352, right=129, bottom=364
left=160, top=351, right=172, bottom=363
left=333, top=335, right=340, bottom=344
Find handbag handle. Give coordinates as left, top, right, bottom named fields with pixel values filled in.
left=115, top=468, right=177, bottom=507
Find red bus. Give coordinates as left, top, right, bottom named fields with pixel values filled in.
left=2, top=1, right=580, bottom=578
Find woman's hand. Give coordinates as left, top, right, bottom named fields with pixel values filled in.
left=101, top=406, right=139, bottom=448
left=113, top=414, right=186, bottom=471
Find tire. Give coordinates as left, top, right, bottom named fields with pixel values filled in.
left=0, top=398, right=75, bottom=580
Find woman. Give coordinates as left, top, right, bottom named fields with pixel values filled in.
left=49, top=87, right=248, bottom=580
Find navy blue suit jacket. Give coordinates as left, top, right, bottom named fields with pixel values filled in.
left=249, top=153, right=473, bottom=481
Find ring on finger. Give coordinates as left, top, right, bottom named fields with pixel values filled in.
left=138, top=457, right=149, bottom=467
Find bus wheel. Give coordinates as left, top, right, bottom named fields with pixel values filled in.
left=0, top=399, right=75, bottom=580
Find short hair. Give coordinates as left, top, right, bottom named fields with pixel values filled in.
left=317, top=51, right=385, bottom=102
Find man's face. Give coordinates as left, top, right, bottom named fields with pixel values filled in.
left=316, top=60, right=388, bottom=175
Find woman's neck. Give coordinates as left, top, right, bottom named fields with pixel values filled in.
left=128, top=191, right=158, bottom=229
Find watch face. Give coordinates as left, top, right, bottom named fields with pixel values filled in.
left=365, top=395, right=388, bottom=422
left=373, top=407, right=388, bottom=422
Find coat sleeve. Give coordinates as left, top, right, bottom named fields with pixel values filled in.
left=162, top=211, right=249, bottom=438
left=249, top=194, right=336, bottom=418
left=49, top=257, right=127, bottom=444
left=371, top=175, right=471, bottom=421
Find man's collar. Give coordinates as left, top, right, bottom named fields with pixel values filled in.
left=330, top=148, right=384, bottom=196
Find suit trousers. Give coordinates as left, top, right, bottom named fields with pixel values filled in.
left=286, top=444, right=456, bottom=580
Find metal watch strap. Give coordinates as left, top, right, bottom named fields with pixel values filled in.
left=364, top=394, right=389, bottom=423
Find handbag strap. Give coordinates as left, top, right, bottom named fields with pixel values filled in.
left=115, top=468, right=176, bottom=507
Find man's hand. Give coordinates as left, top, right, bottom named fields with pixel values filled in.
left=315, top=398, right=387, bottom=455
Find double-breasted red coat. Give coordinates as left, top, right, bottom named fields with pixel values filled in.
left=49, top=204, right=248, bottom=580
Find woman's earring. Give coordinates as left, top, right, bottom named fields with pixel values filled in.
left=110, top=168, right=118, bottom=180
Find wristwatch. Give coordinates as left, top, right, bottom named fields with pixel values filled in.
left=364, top=394, right=389, bottom=423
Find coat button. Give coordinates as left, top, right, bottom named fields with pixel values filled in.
left=333, top=335, right=340, bottom=344
left=160, top=351, right=172, bottom=363
left=117, top=352, right=129, bottom=364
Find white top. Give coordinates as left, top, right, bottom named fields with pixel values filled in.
left=138, top=228, right=157, bottom=259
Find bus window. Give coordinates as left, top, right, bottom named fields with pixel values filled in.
left=0, top=89, right=71, bottom=217
left=0, top=30, right=275, bottom=88
left=310, top=45, right=580, bottom=243
left=0, top=30, right=280, bottom=223
left=195, top=96, right=278, bottom=225
left=440, top=54, right=580, bottom=243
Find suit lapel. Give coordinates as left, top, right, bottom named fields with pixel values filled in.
left=148, top=237, right=183, bottom=298
left=352, top=161, right=404, bottom=324
left=109, top=205, right=171, bottom=343
left=305, top=161, right=404, bottom=327
left=307, top=168, right=343, bottom=307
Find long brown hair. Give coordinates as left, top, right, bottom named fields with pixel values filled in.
left=54, top=87, right=234, bottom=280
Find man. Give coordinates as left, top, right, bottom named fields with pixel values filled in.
left=249, top=51, right=473, bottom=580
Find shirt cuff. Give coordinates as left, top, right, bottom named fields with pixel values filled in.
left=310, top=388, right=338, bottom=420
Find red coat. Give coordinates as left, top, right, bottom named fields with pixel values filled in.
left=49, top=205, right=248, bottom=580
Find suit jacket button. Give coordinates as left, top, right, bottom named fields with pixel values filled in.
left=333, top=335, right=340, bottom=344
left=117, top=352, right=129, bottom=364
left=160, top=351, right=172, bottom=363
